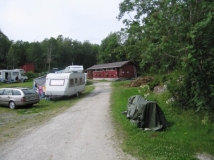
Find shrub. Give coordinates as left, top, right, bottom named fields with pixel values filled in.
left=148, top=74, right=169, bottom=90
left=26, top=72, right=38, bottom=80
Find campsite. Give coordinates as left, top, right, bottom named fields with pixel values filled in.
left=0, top=78, right=213, bottom=159
left=1, top=0, right=213, bottom=158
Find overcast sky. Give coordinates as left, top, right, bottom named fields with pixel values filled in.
left=0, top=0, right=125, bottom=44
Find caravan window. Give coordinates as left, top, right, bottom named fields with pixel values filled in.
left=50, top=79, right=65, bottom=86
left=75, top=78, right=77, bottom=84
left=69, top=79, right=74, bottom=86
left=13, top=72, right=19, bottom=76
left=80, top=78, right=82, bottom=84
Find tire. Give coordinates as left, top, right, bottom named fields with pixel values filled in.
left=9, top=101, right=16, bottom=109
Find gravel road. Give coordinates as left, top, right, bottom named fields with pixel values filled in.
left=0, top=82, right=135, bottom=160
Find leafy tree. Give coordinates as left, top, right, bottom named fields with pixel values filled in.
left=26, top=42, right=44, bottom=72
left=71, top=40, right=84, bottom=66
left=98, top=32, right=123, bottom=64
left=7, top=41, right=29, bottom=69
left=0, top=30, right=12, bottom=69
left=117, top=0, right=214, bottom=112
left=55, top=35, right=75, bottom=69
left=41, top=37, right=58, bottom=71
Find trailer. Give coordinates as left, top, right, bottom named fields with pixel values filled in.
left=45, top=72, right=85, bottom=99
left=0, top=69, right=28, bottom=83
left=55, top=65, right=83, bottom=73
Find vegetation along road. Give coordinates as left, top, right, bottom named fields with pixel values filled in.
left=0, top=82, right=135, bottom=160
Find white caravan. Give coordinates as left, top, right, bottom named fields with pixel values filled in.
left=55, top=65, right=87, bottom=84
left=45, top=72, right=85, bottom=99
left=55, top=65, right=83, bottom=73
left=0, top=69, right=28, bottom=83
left=0, top=70, right=21, bottom=83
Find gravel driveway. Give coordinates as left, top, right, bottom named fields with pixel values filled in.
left=0, top=82, right=135, bottom=160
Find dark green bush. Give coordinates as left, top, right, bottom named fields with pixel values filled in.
left=26, top=72, right=38, bottom=80
left=148, top=74, right=169, bottom=90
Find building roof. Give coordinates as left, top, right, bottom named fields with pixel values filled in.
left=87, top=60, right=136, bottom=70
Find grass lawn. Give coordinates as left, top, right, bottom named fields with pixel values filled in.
left=110, top=81, right=214, bottom=160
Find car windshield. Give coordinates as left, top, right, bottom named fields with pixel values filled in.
left=21, top=89, right=37, bottom=95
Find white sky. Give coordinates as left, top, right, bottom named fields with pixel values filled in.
left=0, top=0, right=125, bottom=44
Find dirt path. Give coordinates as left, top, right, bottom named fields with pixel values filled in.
left=0, top=82, right=135, bottom=160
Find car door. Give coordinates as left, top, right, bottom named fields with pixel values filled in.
left=0, top=89, right=13, bottom=106
left=0, top=89, right=5, bottom=105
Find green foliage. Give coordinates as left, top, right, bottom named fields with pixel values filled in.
left=7, top=41, right=29, bottom=69
left=147, top=74, right=168, bottom=91
left=0, top=30, right=12, bottom=69
left=0, top=34, right=99, bottom=72
left=25, top=71, right=38, bottom=80
left=111, top=81, right=214, bottom=159
left=26, top=42, right=44, bottom=72
left=117, top=0, right=214, bottom=113
left=86, top=80, right=93, bottom=86
left=97, top=32, right=125, bottom=64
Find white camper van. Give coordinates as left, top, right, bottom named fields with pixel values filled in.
left=45, top=72, right=85, bottom=99
left=0, top=69, right=28, bottom=83
left=14, top=69, right=28, bottom=81
left=0, top=70, right=21, bottom=83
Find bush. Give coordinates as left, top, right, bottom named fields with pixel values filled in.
left=148, top=74, right=169, bottom=90
left=26, top=72, right=38, bottom=80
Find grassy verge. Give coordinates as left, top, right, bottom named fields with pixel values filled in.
left=110, top=81, right=214, bottom=160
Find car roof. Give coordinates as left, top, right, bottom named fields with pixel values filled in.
left=0, top=87, right=31, bottom=90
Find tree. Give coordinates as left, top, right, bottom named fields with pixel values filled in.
left=55, top=36, right=75, bottom=69
left=0, top=30, right=12, bottom=69
left=26, top=42, right=44, bottom=72
left=117, top=0, right=214, bottom=112
left=41, top=37, right=57, bottom=71
left=98, top=32, right=123, bottom=64
left=7, top=41, right=29, bottom=69
left=79, top=41, right=95, bottom=69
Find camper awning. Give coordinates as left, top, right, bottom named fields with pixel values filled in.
left=34, top=76, right=46, bottom=86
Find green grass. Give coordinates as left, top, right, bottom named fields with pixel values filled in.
left=110, top=81, right=214, bottom=160
left=0, top=80, right=95, bottom=114
left=0, top=81, right=33, bottom=88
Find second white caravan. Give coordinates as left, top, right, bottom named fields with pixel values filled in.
left=45, top=72, right=85, bottom=99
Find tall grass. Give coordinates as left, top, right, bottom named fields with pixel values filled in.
left=110, top=81, right=214, bottom=160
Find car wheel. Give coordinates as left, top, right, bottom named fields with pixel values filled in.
left=9, top=101, right=16, bottom=109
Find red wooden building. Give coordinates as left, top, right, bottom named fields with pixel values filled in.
left=87, top=60, right=137, bottom=80
left=20, top=63, right=35, bottom=72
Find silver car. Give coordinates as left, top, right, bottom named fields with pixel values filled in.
left=0, top=87, right=40, bottom=109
